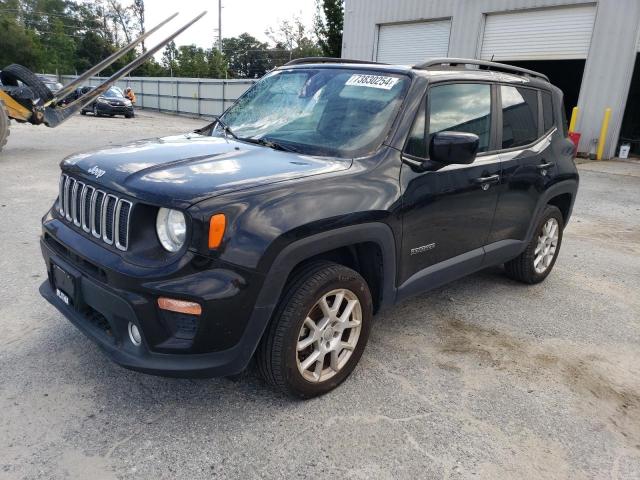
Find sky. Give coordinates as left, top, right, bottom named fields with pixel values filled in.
left=141, top=0, right=318, bottom=50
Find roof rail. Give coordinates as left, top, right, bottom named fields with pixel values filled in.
left=284, top=57, right=386, bottom=66
left=413, top=58, right=549, bottom=82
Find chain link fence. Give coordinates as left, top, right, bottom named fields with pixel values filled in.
left=60, top=75, right=256, bottom=118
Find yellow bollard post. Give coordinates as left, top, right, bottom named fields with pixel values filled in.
left=596, top=108, right=612, bottom=161
left=569, top=106, right=579, bottom=132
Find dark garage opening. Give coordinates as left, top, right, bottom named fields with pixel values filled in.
left=619, top=54, right=640, bottom=157
left=502, top=59, right=586, bottom=121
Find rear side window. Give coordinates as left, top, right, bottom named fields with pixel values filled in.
left=542, top=90, right=554, bottom=132
left=428, top=83, right=492, bottom=153
left=501, top=86, right=538, bottom=148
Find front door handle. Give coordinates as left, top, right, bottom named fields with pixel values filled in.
left=473, top=174, right=500, bottom=185
left=537, top=162, right=555, bottom=170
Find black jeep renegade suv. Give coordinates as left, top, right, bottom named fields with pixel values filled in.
left=40, top=58, right=578, bottom=397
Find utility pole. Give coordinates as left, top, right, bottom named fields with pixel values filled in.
left=218, top=0, right=222, bottom=53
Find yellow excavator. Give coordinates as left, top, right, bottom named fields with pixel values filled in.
left=0, top=11, right=206, bottom=153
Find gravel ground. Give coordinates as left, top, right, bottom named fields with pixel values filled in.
left=0, top=111, right=638, bottom=480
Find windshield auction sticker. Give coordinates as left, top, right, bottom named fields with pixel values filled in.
left=345, top=74, right=400, bottom=90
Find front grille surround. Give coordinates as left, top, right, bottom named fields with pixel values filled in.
left=58, top=174, right=133, bottom=251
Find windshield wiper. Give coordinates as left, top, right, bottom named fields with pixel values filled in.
left=239, top=137, right=301, bottom=153
left=195, top=115, right=238, bottom=140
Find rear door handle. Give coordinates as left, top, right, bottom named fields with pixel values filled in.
left=537, top=162, right=555, bottom=170
left=473, top=174, right=500, bottom=185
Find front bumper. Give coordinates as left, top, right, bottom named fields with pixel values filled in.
left=97, top=103, right=133, bottom=115
left=39, top=217, right=267, bottom=378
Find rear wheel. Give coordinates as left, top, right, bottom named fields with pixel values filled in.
left=257, top=262, right=373, bottom=398
left=0, top=101, right=9, bottom=152
left=505, top=205, right=564, bottom=284
left=0, top=64, right=53, bottom=102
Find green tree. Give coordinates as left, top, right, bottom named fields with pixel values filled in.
left=74, top=31, right=112, bottom=74
left=175, top=45, right=208, bottom=77
left=265, top=17, right=322, bottom=63
left=223, top=33, right=271, bottom=78
left=133, top=58, right=165, bottom=77
left=314, top=0, right=343, bottom=57
left=0, top=3, right=40, bottom=69
left=206, top=48, right=228, bottom=78
left=161, top=40, right=179, bottom=75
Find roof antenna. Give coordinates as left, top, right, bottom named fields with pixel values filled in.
left=487, top=54, right=495, bottom=73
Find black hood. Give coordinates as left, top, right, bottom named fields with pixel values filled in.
left=61, top=133, right=351, bottom=208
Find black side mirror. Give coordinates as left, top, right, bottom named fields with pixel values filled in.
left=429, top=132, right=479, bottom=166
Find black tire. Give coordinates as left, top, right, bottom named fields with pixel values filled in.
left=80, top=110, right=87, bottom=115
left=505, top=205, right=564, bottom=284
left=257, top=261, right=373, bottom=398
left=125, top=112, right=134, bottom=118
left=0, top=64, right=53, bottom=102
left=0, top=101, right=9, bottom=152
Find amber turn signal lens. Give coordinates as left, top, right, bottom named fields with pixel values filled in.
left=157, top=297, right=202, bottom=316
left=208, top=213, right=226, bottom=249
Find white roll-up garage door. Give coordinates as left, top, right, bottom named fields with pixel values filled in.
left=480, top=5, right=596, bottom=61
left=376, top=20, right=451, bottom=65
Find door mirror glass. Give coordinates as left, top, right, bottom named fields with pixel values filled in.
left=429, top=131, right=479, bottom=165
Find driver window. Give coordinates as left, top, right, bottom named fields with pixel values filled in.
left=428, top=83, right=492, bottom=153
left=404, top=83, right=492, bottom=159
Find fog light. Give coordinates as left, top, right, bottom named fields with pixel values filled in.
left=128, top=322, right=142, bottom=346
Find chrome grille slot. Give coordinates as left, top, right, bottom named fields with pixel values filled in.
left=73, top=182, right=84, bottom=226
left=82, top=186, right=94, bottom=232
left=92, top=191, right=105, bottom=238
left=102, top=194, right=118, bottom=245
left=64, top=177, right=75, bottom=221
left=58, top=174, right=67, bottom=215
left=57, top=174, right=133, bottom=251
left=115, top=200, right=132, bottom=251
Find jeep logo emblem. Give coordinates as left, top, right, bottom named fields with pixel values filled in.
left=88, top=166, right=106, bottom=178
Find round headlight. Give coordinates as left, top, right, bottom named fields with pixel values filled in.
left=156, top=208, right=186, bottom=252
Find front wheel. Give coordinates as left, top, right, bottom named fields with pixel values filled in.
left=257, top=262, right=373, bottom=398
left=505, top=205, right=564, bottom=284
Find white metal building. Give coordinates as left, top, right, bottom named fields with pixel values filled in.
left=342, top=0, right=640, bottom=158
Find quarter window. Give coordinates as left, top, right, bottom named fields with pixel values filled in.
left=405, top=98, right=427, bottom=158
left=501, top=86, right=539, bottom=148
left=542, top=90, right=554, bottom=132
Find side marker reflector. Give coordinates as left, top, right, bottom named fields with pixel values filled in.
left=208, top=213, right=226, bottom=249
left=158, top=297, right=202, bottom=316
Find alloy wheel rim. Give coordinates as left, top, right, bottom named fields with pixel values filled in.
left=534, top=217, right=559, bottom=274
left=296, top=288, right=362, bottom=383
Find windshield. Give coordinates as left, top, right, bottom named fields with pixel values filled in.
left=215, top=68, right=409, bottom=157
left=103, top=87, right=124, bottom=98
